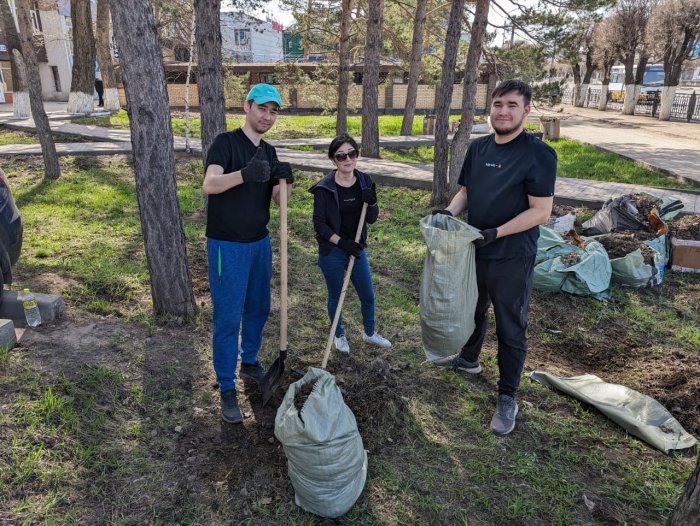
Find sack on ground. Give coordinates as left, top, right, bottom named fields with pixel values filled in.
left=274, top=367, right=367, bottom=518
left=419, top=214, right=481, bottom=362
left=534, top=226, right=611, bottom=297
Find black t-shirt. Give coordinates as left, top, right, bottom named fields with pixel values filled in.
left=337, top=179, right=363, bottom=242
left=458, top=131, right=557, bottom=259
left=205, top=128, right=279, bottom=242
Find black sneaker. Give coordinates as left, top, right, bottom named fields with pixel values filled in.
left=239, top=361, right=267, bottom=384
left=451, top=355, right=482, bottom=374
left=491, top=394, right=519, bottom=436
left=220, top=390, right=242, bottom=424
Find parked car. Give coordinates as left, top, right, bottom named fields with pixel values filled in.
left=0, top=168, right=23, bottom=296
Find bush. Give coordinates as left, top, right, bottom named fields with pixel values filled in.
left=532, top=79, right=566, bottom=107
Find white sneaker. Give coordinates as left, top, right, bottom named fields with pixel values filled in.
left=334, top=335, right=350, bottom=353
left=362, top=332, right=392, bottom=348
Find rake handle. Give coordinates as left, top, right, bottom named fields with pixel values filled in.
left=321, top=202, right=368, bottom=369
left=279, top=178, right=288, bottom=353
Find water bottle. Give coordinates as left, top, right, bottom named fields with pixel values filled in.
left=19, top=288, right=42, bottom=328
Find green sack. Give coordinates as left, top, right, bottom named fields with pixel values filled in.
left=419, top=214, right=481, bottom=362
left=534, top=227, right=611, bottom=297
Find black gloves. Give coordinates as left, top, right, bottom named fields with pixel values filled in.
left=474, top=228, right=498, bottom=248
left=337, top=238, right=363, bottom=258
left=362, top=182, right=377, bottom=205
left=271, top=161, right=294, bottom=184
left=241, top=147, right=271, bottom=183
left=431, top=209, right=453, bottom=216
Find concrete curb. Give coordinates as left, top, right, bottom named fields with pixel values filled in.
left=0, top=291, right=65, bottom=328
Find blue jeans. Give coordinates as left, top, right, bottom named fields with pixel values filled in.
left=318, top=247, right=375, bottom=337
left=208, top=237, right=272, bottom=393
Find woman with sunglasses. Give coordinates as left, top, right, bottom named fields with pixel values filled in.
left=309, top=133, right=392, bottom=354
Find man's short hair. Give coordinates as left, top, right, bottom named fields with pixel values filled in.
left=492, top=79, right=532, bottom=106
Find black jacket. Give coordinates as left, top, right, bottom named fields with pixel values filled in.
left=309, top=169, right=379, bottom=255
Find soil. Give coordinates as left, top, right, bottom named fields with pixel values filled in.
left=668, top=215, right=700, bottom=240
left=560, top=252, right=582, bottom=267
left=599, top=231, right=658, bottom=264
left=629, top=193, right=660, bottom=222
left=550, top=204, right=578, bottom=217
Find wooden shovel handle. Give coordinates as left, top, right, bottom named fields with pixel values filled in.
left=321, top=202, right=368, bottom=369
left=279, top=178, right=287, bottom=352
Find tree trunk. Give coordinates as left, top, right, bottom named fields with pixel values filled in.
left=95, top=0, right=120, bottom=111
left=16, top=0, right=60, bottom=180
left=658, top=85, right=677, bottom=121
left=668, top=454, right=700, bottom=525
left=572, top=63, right=582, bottom=106
left=400, top=0, right=428, bottom=136
left=598, top=61, right=613, bottom=111
left=107, top=0, right=196, bottom=320
left=68, top=0, right=97, bottom=114
left=431, top=0, right=465, bottom=206
left=336, top=0, right=352, bottom=135
left=622, top=55, right=636, bottom=115
left=195, top=0, right=226, bottom=163
left=0, top=0, right=30, bottom=118
left=448, top=0, right=489, bottom=197
left=577, top=53, right=596, bottom=108
left=360, top=0, right=384, bottom=158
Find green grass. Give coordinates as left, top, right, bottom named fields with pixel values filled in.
left=71, top=110, right=466, bottom=139
left=0, top=128, right=92, bottom=145
left=1, top=154, right=697, bottom=524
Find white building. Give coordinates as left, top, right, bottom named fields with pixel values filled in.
left=220, top=12, right=284, bottom=63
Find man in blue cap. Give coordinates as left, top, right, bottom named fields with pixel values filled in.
left=203, top=83, right=294, bottom=423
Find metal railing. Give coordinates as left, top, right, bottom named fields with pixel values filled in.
left=565, top=86, right=700, bottom=123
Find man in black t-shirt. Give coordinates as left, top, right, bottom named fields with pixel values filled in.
left=435, top=79, right=557, bottom=436
left=203, top=83, right=294, bottom=424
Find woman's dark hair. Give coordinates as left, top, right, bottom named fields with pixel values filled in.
left=328, top=133, right=359, bottom=159
left=492, top=79, right=532, bottom=106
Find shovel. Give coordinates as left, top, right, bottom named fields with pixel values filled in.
left=261, top=178, right=288, bottom=406
left=321, top=202, right=368, bottom=369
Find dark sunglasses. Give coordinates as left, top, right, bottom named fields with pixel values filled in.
left=334, top=150, right=358, bottom=162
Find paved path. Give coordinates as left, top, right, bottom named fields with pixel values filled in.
left=1, top=109, right=698, bottom=214
left=532, top=107, right=700, bottom=186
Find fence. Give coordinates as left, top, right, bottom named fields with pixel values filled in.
left=565, top=86, right=700, bottom=123
left=119, top=83, right=491, bottom=113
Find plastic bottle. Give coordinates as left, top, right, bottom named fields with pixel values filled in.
left=19, top=288, right=42, bottom=328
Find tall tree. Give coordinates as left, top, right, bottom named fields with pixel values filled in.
left=400, top=0, right=428, bottom=136
left=67, top=0, right=97, bottom=114
left=361, top=0, right=384, bottom=158
left=0, top=0, right=29, bottom=118
left=15, top=0, right=61, bottom=179
left=195, top=0, right=226, bottom=162
left=574, top=21, right=597, bottom=107
left=668, top=453, right=700, bottom=525
left=431, top=0, right=465, bottom=206
left=448, top=0, right=489, bottom=196
left=611, top=0, right=653, bottom=115
left=647, top=0, right=700, bottom=120
left=95, top=0, right=120, bottom=111
left=107, top=0, right=197, bottom=319
left=592, top=16, right=617, bottom=111
left=336, top=0, right=352, bottom=134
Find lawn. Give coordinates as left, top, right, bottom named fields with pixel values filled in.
left=1, top=153, right=697, bottom=524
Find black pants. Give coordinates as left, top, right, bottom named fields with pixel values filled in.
left=460, top=255, right=536, bottom=397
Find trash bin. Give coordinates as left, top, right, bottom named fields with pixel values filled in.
left=423, top=114, right=436, bottom=135
left=539, top=116, right=561, bottom=140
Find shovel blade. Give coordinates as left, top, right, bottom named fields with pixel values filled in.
left=261, top=350, right=286, bottom=407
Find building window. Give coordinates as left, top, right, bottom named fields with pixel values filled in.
left=51, top=66, right=61, bottom=92
left=234, top=29, right=251, bottom=50
left=174, top=46, right=190, bottom=62
left=30, top=1, right=42, bottom=34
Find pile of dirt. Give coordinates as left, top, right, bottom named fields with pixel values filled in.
left=599, top=232, right=657, bottom=264
left=668, top=215, right=700, bottom=240
left=629, top=193, right=659, bottom=223
left=560, top=252, right=582, bottom=267
left=550, top=204, right=578, bottom=217
left=295, top=382, right=315, bottom=417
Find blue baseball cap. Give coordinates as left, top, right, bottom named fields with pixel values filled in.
left=246, top=83, right=282, bottom=109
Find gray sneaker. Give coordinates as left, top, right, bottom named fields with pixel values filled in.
left=220, top=390, right=242, bottom=424
left=451, top=355, right=482, bottom=374
left=239, top=361, right=267, bottom=384
left=491, top=394, right=519, bottom=436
